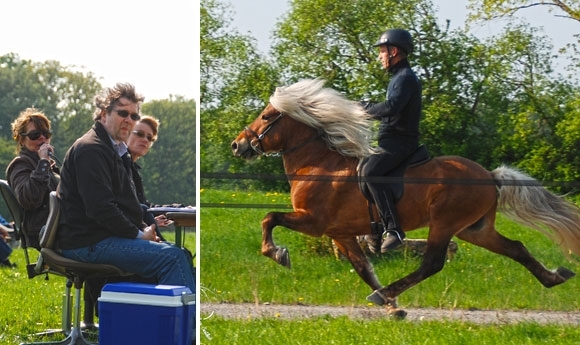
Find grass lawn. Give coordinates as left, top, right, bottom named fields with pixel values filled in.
left=199, top=188, right=580, bottom=344
left=0, top=229, right=195, bottom=345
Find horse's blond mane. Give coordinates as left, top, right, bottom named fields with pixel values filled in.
left=269, top=79, right=378, bottom=158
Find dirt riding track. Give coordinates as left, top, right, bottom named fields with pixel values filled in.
left=201, top=303, right=580, bottom=325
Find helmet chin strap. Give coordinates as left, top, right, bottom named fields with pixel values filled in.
left=386, top=45, right=395, bottom=67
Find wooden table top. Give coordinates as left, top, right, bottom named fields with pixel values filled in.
left=166, top=212, right=196, bottom=228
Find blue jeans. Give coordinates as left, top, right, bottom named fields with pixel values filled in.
left=61, top=237, right=195, bottom=292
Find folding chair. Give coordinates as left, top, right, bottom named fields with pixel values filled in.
left=0, top=180, right=100, bottom=340
left=23, top=191, right=129, bottom=345
left=0, top=179, right=75, bottom=338
left=0, top=179, right=47, bottom=278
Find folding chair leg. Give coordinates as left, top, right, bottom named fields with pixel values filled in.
left=61, top=281, right=72, bottom=334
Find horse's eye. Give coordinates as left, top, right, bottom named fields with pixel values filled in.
left=261, top=114, right=272, bottom=120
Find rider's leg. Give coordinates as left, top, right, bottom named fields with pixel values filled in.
left=368, top=185, right=405, bottom=252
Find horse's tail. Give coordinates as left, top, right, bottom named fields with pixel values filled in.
left=491, top=165, right=580, bottom=259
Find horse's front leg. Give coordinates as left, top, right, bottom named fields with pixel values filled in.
left=261, top=210, right=319, bottom=269
left=333, top=237, right=382, bottom=291
left=367, top=238, right=451, bottom=318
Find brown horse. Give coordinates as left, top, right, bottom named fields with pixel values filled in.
left=231, top=78, right=580, bottom=317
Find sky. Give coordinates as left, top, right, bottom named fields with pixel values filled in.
left=0, top=0, right=199, bottom=102
left=229, top=0, right=577, bottom=74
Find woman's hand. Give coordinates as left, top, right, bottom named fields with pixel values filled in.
left=38, top=142, right=54, bottom=160
left=154, top=214, right=173, bottom=228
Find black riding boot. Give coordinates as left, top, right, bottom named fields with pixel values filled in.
left=374, top=189, right=405, bottom=252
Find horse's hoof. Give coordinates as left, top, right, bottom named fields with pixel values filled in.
left=275, top=247, right=291, bottom=268
left=556, top=267, right=575, bottom=281
left=366, top=290, right=386, bottom=306
left=387, top=307, right=407, bottom=320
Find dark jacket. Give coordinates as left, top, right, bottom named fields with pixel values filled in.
left=130, top=160, right=149, bottom=206
left=6, top=149, right=60, bottom=249
left=364, top=59, right=422, bottom=146
left=57, top=122, right=144, bottom=250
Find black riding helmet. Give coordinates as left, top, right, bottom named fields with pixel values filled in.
left=372, top=29, right=413, bottom=55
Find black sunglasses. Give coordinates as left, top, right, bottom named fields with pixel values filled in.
left=20, top=129, right=52, bottom=140
left=114, top=109, right=140, bottom=121
left=132, top=130, right=156, bottom=142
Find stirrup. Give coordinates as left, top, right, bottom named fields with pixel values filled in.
left=381, top=230, right=404, bottom=253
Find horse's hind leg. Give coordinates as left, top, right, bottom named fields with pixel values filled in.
left=456, top=214, right=575, bottom=288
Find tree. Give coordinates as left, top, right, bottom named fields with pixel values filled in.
left=467, top=0, right=580, bottom=73
left=0, top=53, right=103, bottom=160
left=467, top=0, right=580, bottom=23
left=200, top=0, right=286, bottom=190
left=200, top=0, right=580, bottom=192
left=141, top=97, right=196, bottom=206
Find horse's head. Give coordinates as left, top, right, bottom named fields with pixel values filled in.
left=232, top=79, right=378, bottom=160
left=231, top=103, right=295, bottom=159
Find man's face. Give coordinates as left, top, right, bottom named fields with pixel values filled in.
left=101, top=97, right=140, bottom=143
left=377, top=45, right=396, bottom=70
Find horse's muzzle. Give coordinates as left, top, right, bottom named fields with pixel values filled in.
left=231, top=139, right=256, bottom=159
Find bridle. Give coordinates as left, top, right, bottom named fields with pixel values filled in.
left=243, top=112, right=321, bottom=157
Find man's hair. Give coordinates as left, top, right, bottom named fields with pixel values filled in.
left=11, top=107, right=51, bottom=153
left=93, top=83, right=145, bottom=121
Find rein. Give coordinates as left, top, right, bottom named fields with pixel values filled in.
left=244, top=113, right=321, bottom=157
left=244, top=113, right=283, bottom=156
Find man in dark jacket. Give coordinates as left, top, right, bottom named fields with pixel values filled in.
left=57, top=83, right=194, bottom=292
left=361, top=29, right=422, bottom=253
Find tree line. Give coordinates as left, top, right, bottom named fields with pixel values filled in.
left=200, top=0, right=580, bottom=193
left=0, top=53, right=196, bottom=217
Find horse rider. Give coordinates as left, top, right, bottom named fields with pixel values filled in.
left=360, top=28, right=422, bottom=253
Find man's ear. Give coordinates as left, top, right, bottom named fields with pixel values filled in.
left=99, top=109, right=108, bottom=123
left=393, top=46, right=401, bottom=57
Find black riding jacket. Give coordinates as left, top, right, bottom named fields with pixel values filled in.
left=364, top=59, right=422, bottom=146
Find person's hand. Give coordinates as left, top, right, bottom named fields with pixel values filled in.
left=0, top=225, right=10, bottom=242
left=38, top=142, right=54, bottom=160
left=142, top=224, right=160, bottom=242
left=154, top=214, right=173, bottom=228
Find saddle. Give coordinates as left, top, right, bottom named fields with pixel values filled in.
left=357, top=144, right=431, bottom=203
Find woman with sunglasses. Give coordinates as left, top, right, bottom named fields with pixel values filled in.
left=127, top=114, right=159, bottom=206
left=6, top=108, right=103, bottom=327
left=6, top=107, right=59, bottom=250
left=126, top=115, right=172, bottom=233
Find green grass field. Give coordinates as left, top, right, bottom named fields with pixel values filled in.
left=200, top=188, right=580, bottom=344
left=201, top=316, right=580, bottom=345
left=0, top=230, right=195, bottom=345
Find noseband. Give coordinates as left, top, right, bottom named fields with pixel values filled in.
left=244, top=113, right=284, bottom=156
left=244, top=113, right=320, bottom=157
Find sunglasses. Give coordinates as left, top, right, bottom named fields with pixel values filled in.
left=132, top=130, right=156, bottom=142
left=114, top=109, right=140, bottom=121
left=20, top=130, right=52, bottom=140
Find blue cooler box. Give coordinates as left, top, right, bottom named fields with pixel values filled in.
left=98, top=282, right=195, bottom=345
